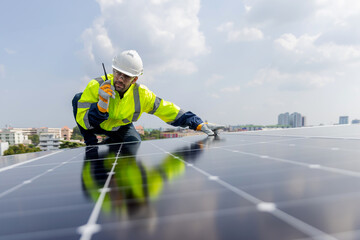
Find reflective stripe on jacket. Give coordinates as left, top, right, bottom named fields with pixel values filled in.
left=76, top=74, right=186, bottom=131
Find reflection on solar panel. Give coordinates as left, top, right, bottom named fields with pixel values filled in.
left=1, top=124, right=360, bottom=240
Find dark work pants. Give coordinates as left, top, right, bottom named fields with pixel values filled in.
left=72, top=93, right=141, bottom=146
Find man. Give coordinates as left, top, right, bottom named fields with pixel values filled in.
left=72, top=50, right=223, bottom=146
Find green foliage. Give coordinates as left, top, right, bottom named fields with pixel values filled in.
left=71, top=126, right=84, bottom=140
left=60, top=141, right=85, bottom=149
left=28, top=134, right=39, bottom=145
left=4, top=144, right=41, bottom=156
left=72, top=125, right=81, bottom=135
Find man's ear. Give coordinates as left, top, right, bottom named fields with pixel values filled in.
left=132, top=77, right=138, bottom=84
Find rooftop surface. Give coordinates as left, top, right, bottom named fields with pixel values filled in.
left=1, top=124, right=360, bottom=240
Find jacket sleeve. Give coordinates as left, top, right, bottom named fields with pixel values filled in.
left=169, top=111, right=203, bottom=130
left=142, top=87, right=203, bottom=130
left=76, top=79, right=109, bottom=130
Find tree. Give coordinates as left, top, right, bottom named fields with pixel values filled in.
left=4, top=144, right=41, bottom=156
left=28, top=134, right=39, bottom=145
left=71, top=126, right=83, bottom=140
left=60, top=141, right=85, bottom=149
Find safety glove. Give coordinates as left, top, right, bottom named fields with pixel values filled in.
left=196, top=122, right=225, bottom=136
left=97, top=80, right=115, bottom=113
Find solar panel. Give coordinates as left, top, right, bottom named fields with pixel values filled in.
left=1, top=124, right=360, bottom=240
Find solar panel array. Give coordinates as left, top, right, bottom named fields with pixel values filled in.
left=1, top=124, right=360, bottom=240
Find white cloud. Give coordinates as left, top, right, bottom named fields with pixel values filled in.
left=245, top=5, right=252, bottom=12
left=275, top=33, right=360, bottom=64
left=318, top=43, right=360, bottom=62
left=151, top=0, right=170, bottom=4
left=244, top=0, right=316, bottom=25
left=4, top=48, right=16, bottom=55
left=80, top=0, right=209, bottom=78
left=275, top=33, right=320, bottom=53
left=221, top=86, right=241, bottom=93
left=96, top=0, right=124, bottom=12
left=80, top=18, right=115, bottom=64
left=217, top=22, right=263, bottom=42
left=315, top=0, right=360, bottom=27
left=147, top=58, right=197, bottom=80
left=249, top=67, right=334, bottom=90
left=205, top=74, right=224, bottom=87
left=210, top=93, right=220, bottom=99
left=0, top=64, right=5, bottom=78
left=217, top=22, right=233, bottom=32
left=275, top=33, right=321, bottom=53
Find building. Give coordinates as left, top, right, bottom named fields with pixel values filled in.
left=135, top=125, right=145, bottom=135
left=290, top=112, right=302, bottom=128
left=0, top=129, right=28, bottom=145
left=0, top=142, right=9, bottom=156
left=10, top=128, right=38, bottom=136
left=96, top=135, right=104, bottom=143
left=278, top=112, right=303, bottom=128
left=352, top=119, right=360, bottom=124
left=159, top=129, right=203, bottom=138
left=278, top=112, right=290, bottom=126
left=339, top=116, right=349, bottom=125
left=39, top=133, right=60, bottom=151
left=37, top=127, right=61, bottom=139
left=161, top=132, right=179, bottom=138
left=301, top=116, right=307, bottom=127
left=61, top=126, right=73, bottom=140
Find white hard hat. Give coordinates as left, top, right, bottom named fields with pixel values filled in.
left=112, top=50, right=143, bottom=77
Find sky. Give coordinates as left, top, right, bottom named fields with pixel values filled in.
left=1, top=0, right=360, bottom=129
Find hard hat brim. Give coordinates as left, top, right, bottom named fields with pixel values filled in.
left=112, top=65, right=142, bottom=77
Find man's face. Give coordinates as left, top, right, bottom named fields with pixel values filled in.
left=113, top=69, right=137, bottom=94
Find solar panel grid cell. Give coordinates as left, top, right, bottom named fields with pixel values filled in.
left=1, top=125, right=360, bottom=240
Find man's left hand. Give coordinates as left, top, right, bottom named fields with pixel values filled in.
left=197, top=123, right=225, bottom=136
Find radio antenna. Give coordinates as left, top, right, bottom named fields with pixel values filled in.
left=102, top=63, right=108, bottom=80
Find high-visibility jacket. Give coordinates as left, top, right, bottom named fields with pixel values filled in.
left=76, top=74, right=202, bottom=131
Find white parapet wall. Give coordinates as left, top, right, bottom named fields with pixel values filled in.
left=0, top=142, right=9, bottom=156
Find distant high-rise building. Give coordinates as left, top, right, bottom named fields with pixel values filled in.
left=302, top=116, right=306, bottom=127
left=339, top=116, right=349, bottom=125
left=278, top=112, right=290, bottom=126
left=290, top=112, right=302, bottom=128
left=278, top=112, right=303, bottom=127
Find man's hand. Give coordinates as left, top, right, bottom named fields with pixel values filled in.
left=197, top=122, right=225, bottom=136
left=97, top=80, right=115, bottom=113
